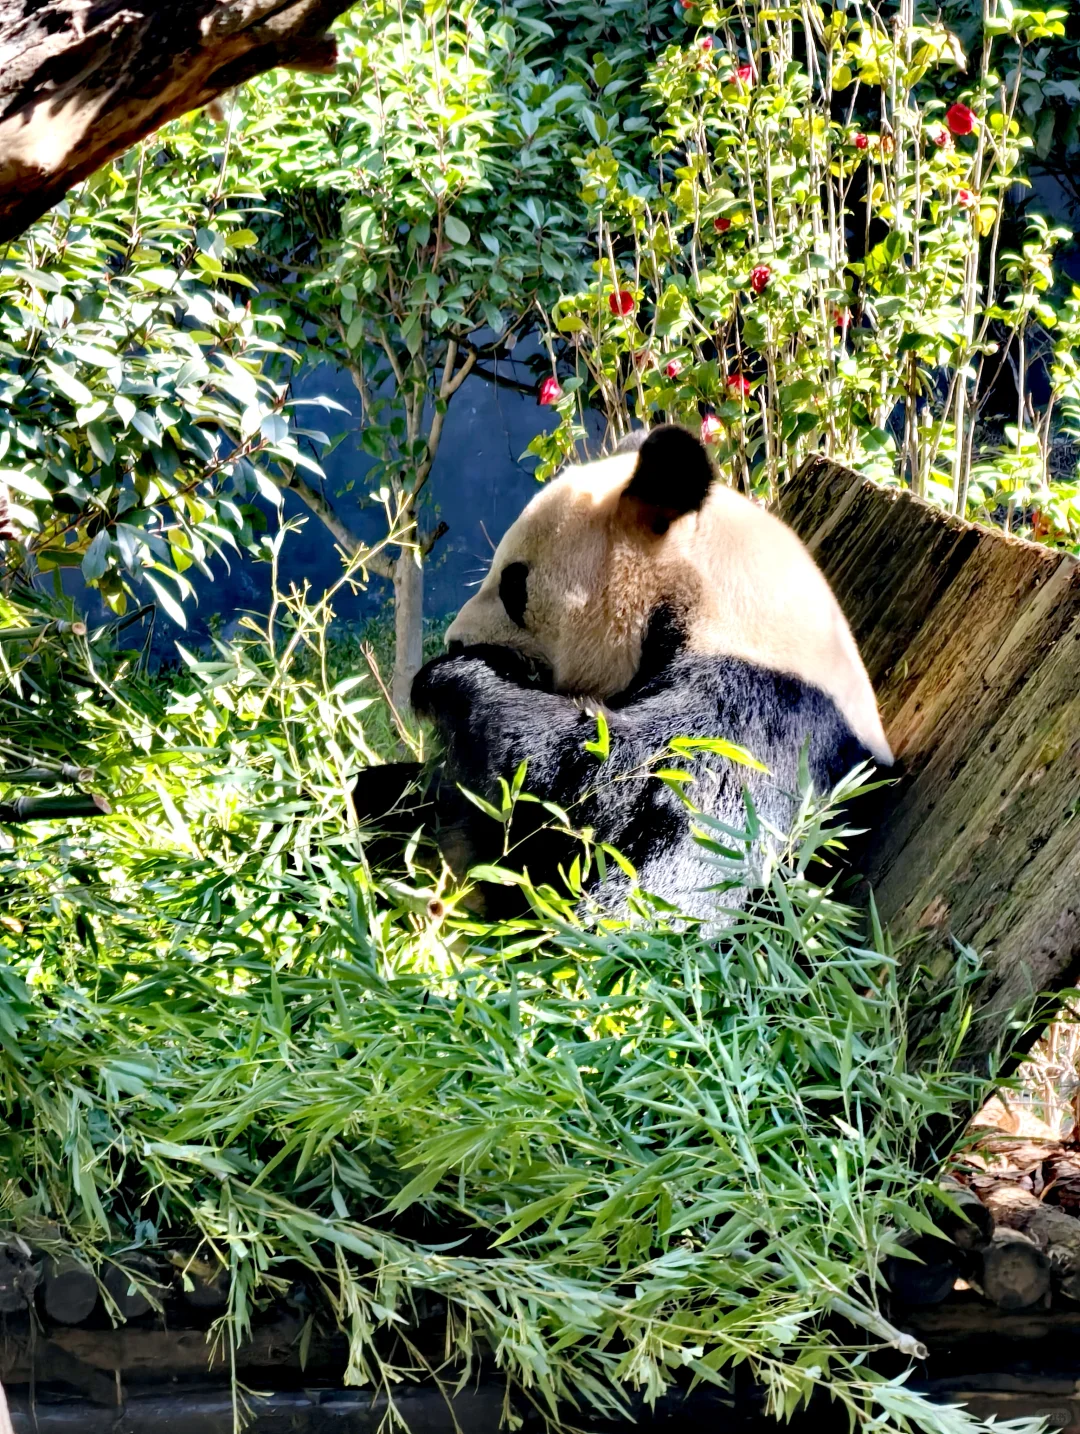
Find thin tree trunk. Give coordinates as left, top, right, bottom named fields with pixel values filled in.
left=392, top=552, right=424, bottom=716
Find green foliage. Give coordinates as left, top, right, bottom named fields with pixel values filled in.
left=0, top=146, right=335, bottom=617
left=210, top=1, right=594, bottom=529
left=0, top=561, right=1038, bottom=1434
left=529, top=0, right=1080, bottom=550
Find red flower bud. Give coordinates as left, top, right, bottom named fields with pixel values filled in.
left=539, top=376, right=563, bottom=406
left=957, top=188, right=975, bottom=208
left=750, top=265, right=771, bottom=295
left=700, top=414, right=723, bottom=445
left=946, top=102, right=975, bottom=136
left=680, top=0, right=695, bottom=7
left=725, top=373, right=751, bottom=399
left=713, top=216, right=732, bottom=232
left=833, top=308, right=851, bottom=330
left=608, top=289, right=635, bottom=317
left=854, top=133, right=869, bottom=150
left=735, top=63, right=756, bottom=86
left=701, top=35, right=714, bottom=51
left=665, top=358, right=683, bottom=378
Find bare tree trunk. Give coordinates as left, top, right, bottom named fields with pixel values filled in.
left=0, top=0, right=351, bottom=242
left=392, top=552, right=424, bottom=716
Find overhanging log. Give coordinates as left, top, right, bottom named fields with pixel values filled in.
left=0, top=0, right=353, bottom=242
left=780, top=458, right=1080, bottom=1055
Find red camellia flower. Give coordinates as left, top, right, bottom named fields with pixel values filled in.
left=854, top=133, right=869, bottom=150
left=957, top=188, right=975, bottom=208
left=725, top=373, right=751, bottom=399
left=735, top=62, right=756, bottom=85
left=946, top=102, right=975, bottom=136
left=665, top=358, right=683, bottom=379
left=700, top=413, right=723, bottom=445
left=539, top=376, right=562, bottom=406
left=750, top=265, right=771, bottom=295
left=714, top=216, right=732, bottom=233
left=608, top=289, right=635, bottom=317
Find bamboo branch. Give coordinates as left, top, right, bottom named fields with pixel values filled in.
left=276, top=471, right=394, bottom=581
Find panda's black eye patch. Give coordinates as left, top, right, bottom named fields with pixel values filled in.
left=498, top=562, right=529, bottom=628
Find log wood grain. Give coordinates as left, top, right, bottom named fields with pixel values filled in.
left=0, top=0, right=352, bottom=242
left=779, top=459, right=1080, bottom=1050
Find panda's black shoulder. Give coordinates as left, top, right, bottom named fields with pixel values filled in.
left=611, top=651, right=870, bottom=786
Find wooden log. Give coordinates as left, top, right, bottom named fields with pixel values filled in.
left=935, top=1179, right=995, bottom=1250
left=984, top=1185, right=1080, bottom=1301
left=103, top=1255, right=162, bottom=1320
left=173, top=1254, right=228, bottom=1310
left=902, top=1298, right=1080, bottom=1344
left=779, top=459, right=1080, bottom=1054
left=0, top=1, right=355, bottom=244
left=0, top=1316, right=332, bottom=1384
left=885, top=1235, right=961, bottom=1307
left=971, top=1228, right=1051, bottom=1311
left=42, top=1255, right=98, bottom=1325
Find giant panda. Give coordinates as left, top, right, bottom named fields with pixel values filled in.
left=357, top=424, right=891, bottom=919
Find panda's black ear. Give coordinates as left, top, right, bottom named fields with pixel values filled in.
left=623, top=425, right=715, bottom=525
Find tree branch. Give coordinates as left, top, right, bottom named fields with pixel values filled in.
left=0, top=0, right=354, bottom=242
left=469, top=364, right=539, bottom=396
left=277, top=469, right=394, bottom=580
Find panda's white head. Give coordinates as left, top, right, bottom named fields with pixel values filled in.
left=447, top=425, right=892, bottom=765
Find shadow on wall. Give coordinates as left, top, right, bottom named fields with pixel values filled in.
left=70, top=361, right=599, bottom=660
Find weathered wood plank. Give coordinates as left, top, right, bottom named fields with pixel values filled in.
left=780, top=458, right=1080, bottom=1050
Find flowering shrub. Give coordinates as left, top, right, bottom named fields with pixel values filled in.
left=528, top=0, right=1080, bottom=549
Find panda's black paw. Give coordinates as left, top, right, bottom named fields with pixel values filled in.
left=452, top=643, right=552, bottom=689
left=411, top=651, right=487, bottom=721
left=412, top=646, right=551, bottom=720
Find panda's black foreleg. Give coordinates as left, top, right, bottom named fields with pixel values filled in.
left=411, top=651, right=688, bottom=901
left=349, top=761, right=437, bottom=874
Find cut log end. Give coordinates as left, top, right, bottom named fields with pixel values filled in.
left=973, top=1229, right=1051, bottom=1311
left=43, top=1256, right=98, bottom=1325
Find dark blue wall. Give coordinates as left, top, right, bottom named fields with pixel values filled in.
left=107, top=360, right=578, bottom=656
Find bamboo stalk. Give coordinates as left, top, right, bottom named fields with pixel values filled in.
left=0, top=620, right=86, bottom=642
left=0, top=793, right=111, bottom=823
left=1, top=765, right=94, bottom=786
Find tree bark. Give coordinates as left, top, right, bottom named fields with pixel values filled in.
left=0, top=0, right=352, bottom=242
left=393, top=551, right=424, bottom=717
left=779, top=456, right=1080, bottom=1059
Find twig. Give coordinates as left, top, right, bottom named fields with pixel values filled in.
left=360, top=642, right=419, bottom=754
